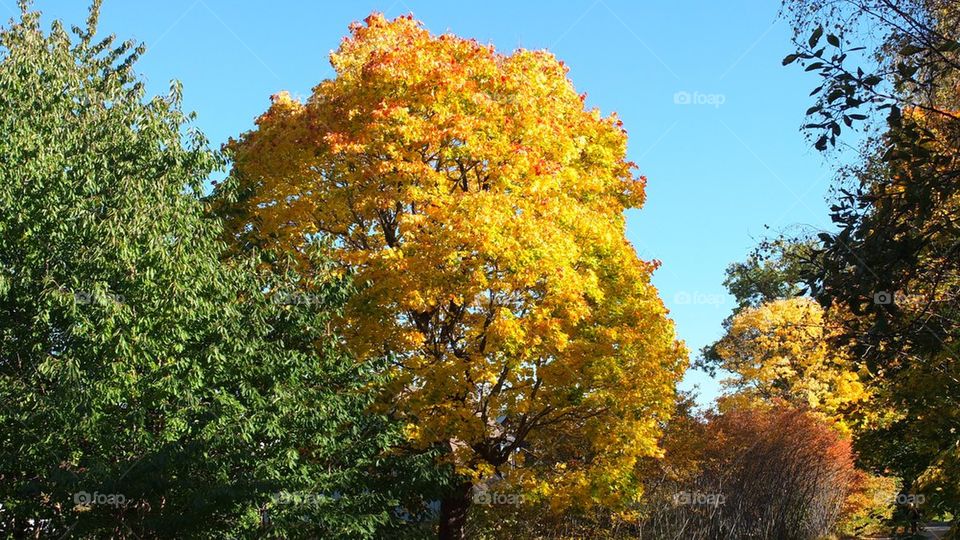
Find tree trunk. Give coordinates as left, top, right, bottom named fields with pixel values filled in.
left=438, top=481, right=472, bottom=540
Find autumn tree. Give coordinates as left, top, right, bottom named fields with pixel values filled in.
left=698, top=238, right=819, bottom=376
left=699, top=241, right=867, bottom=429
left=707, top=297, right=868, bottom=428
left=698, top=404, right=860, bottom=540
left=463, top=392, right=710, bottom=539
left=217, top=13, right=686, bottom=539
left=700, top=245, right=896, bottom=535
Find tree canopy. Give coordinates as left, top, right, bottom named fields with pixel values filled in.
left=216, top=13, right=686, bottom=538
left=0, top=4, right=425, bottom=537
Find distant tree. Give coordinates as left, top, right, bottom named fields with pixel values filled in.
left=0, top=3, right=427, bottom=537
left=706, top=404, right=859, bottom=539
left=698, top=238, right=819, bottom=375
left=721, top=239, right=816, bottom=313
left=708, top=298, right=869, bottom=430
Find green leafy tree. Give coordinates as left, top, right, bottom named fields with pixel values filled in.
left=698, top=238, right=817, bottom=373
left=0, top=3, right=437, bottom=537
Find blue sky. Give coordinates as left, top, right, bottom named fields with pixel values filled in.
left=8, top=0, right=838, bottom=405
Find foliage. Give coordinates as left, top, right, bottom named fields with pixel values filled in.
left=462, top=398, right=873, bottom=540
left=216, top=12, right=686, bottom=537
left=693, top=404, right=858, bottom=539
left=0, top=4, right=421, bottom=537
left=698, top=238, right=818, bottom=374
left=837, top=473, right=898, bottom=538
left=637, top=403, right=861, bottom=540
left=782, top=0, right=960, bottom=148
left=782, top=0, right=960, bottom=524
left=720, top=238, right=816, bottom=314
left=463, top=392, right=708, bottom=539
left=709, top=298, right=869, bottom=430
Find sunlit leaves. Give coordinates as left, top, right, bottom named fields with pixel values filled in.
left=712, top=298, right=868, bottom=431
left=219, top=12, right=686, bottom=514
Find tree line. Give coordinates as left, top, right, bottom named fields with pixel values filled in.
left=1, top=0, right=957, bottom=538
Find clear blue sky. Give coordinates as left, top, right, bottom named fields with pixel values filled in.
left=8, top=0, right=837, bottom=406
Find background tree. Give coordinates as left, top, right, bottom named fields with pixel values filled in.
left=695, top=404, right=860, bottom=540
left=717, top=238, right=816, bottom=314
left=781, top=0, right=960, bottom=523
left=0, top=4, right=427, bottom=537
left=698, top=238, right=820, bottom=374
left=217, top=13, right=686, bottom=539
left=708, top=297, right=869, bottom=430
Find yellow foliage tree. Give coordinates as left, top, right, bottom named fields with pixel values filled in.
left=216, top=13, right=686, bottom=537
left=712, top=297, right=868, bottom=429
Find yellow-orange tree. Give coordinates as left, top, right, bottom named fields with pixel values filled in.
left=712, top=298, right=868, bottom=430
left=217, top=14, right=685, bottom=537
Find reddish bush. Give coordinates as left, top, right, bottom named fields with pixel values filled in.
left=706, top=404, right=858, bottom=538
left=638, top=402, right=860, bottom=539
